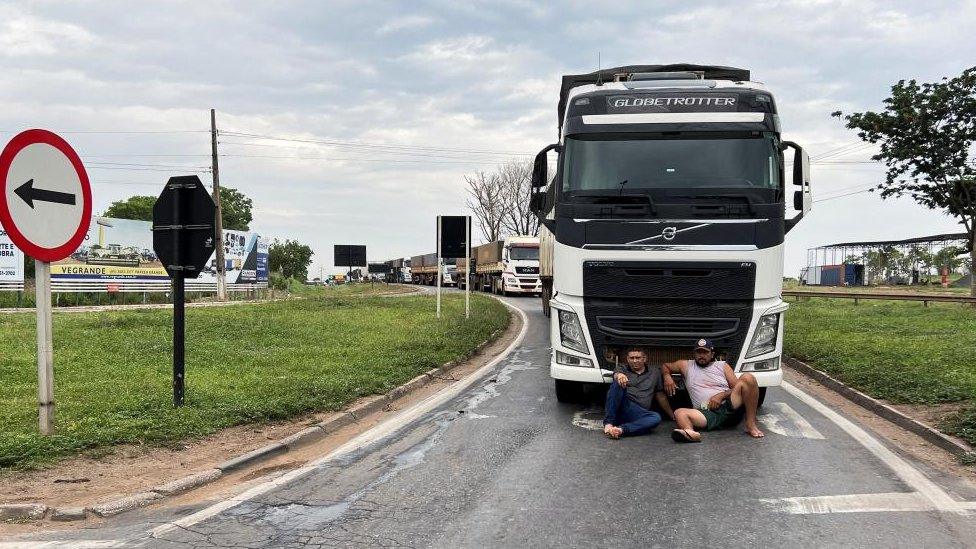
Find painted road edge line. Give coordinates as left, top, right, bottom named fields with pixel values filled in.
left=780, top=381, right=966, bottom=514
left=149, top=297, right=529, bottom=539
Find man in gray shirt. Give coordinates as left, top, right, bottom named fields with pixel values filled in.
left=604, top=348, right=675, bottom=439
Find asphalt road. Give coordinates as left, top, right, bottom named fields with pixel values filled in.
left=7, top=295, right=976, bottom=548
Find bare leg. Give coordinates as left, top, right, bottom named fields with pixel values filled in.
left=673, top=408, right=707, bottom=441
left=730, top=373, right=764, bottom=438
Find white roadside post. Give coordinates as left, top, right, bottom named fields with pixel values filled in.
left=34, top=259, right=53, bottom=433
left=465, top=215, right=470, bottom=319
left=0, top=129, right=92, bottom=436
left=436, top=215, right=442, bottom=319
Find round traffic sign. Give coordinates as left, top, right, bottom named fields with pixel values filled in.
left=0, top=129, right=92, bottom=262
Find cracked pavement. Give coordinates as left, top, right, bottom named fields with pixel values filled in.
left=5, top=296, right=976, bottom=548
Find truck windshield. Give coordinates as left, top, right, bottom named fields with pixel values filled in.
left=509, top=247, right=539, bottom=261
left=562, top=134, right=781, bottom=192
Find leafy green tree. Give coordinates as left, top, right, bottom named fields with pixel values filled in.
left=269, top=239, right=313, bottom=280
left=100, top=188, right=253, bottom=230
left=832, top=67, right=976, bottom=295
left=219, top=187, right=253, bottom=231
left=103, top=195, right=155, bottom=220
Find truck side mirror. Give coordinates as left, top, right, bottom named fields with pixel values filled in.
left=531, top=143, right=560, bottom=188
left=782, top=140, right=812, bottom=233
left=530, top=190, right=546, bottom=214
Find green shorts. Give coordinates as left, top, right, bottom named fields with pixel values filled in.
left=701, top=400, right=745, bottom=431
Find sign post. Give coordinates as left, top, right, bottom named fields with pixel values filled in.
left=0, top=129, right=92, bottom=435
left=436, top=216, right=442, bottom=319
left=437, top=215, right=470, bottom=320
left=152, top=176, right=216, bottom=407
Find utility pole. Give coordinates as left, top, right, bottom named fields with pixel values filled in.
left=211, top=108, right=227, bottom=301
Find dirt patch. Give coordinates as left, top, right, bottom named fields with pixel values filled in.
left=784, top=368, right=976, bottom=485
left=888, top=401, right=971, bottom=431
left=0, top=303, right=522, bottom=535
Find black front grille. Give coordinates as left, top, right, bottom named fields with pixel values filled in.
left=516, top=266, right=539, bottom=274
left=596, top=316, right=739, bottom=338
left=583, top=261, right=755, bottom=300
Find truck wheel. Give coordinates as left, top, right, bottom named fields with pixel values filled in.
left=758, top=387, right=767, bottom=408
left=554, top=379, right=583, bottom=403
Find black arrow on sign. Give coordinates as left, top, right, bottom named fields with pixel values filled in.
left=14, top=179, right=76, bottom=209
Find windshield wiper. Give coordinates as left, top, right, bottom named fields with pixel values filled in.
left=570, top=191, right=657, bottom=216
left=671, top=193, right=756, bottom=216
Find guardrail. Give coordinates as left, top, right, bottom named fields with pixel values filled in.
left=783, top=289, right=976, bottom=306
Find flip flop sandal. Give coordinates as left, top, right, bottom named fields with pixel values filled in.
left=671, top=429, right=701, bottom=443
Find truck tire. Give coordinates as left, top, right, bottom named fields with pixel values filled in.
left=554, top=379, right=583, bottom=403
left=758, top=387, right=767, bottom=408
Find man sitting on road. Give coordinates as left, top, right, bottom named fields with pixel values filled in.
left=662, top=339, right=764, bottom=442
left=603, top=347, right=675, bottom=439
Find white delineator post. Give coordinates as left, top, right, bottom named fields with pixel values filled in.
left=436, top=215, right=442, bottom=319
left=35, top=259, right=54, bottom=434
left=465, top=215, right=470, bottom=319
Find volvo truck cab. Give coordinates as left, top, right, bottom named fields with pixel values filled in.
left=530, top=64, right=812, bottom=403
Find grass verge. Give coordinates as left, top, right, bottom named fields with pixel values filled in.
left=0, top=290, right=508, bottom=470
left=785, top=297, right=976, bottom=445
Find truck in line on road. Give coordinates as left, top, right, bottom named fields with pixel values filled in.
left=529, top=64, right=812, bottom=403
left=382, top=258, right=412, bottom=284
left=457, top=236, right=542, bottom=296
left=410, top=252, right=458, bottom=286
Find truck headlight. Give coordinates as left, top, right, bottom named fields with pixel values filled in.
left=558, top=309, right=588, bottom=353
left=745, top=313, right=779, bottom=358
left=555, top=350, right=593, bottom=368
left=741, top=357, right=780, bottom=372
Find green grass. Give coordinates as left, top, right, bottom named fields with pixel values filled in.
left=785, top=298, right=976, bottom=444
left=0, top=291, right=508, bottom=470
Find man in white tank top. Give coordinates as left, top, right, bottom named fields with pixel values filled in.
left=660, top=339, right=764, bottom=442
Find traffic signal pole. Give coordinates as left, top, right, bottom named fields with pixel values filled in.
left=173, top=271, right=185, bottom=407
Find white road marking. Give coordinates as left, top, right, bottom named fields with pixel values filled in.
left=758, top=401, right=825, bottom=439
left=780, top=381, right=972, bottom=515
left=764, top=492, right=936, bottom=514
left=148, top=299, right=529, bottom=540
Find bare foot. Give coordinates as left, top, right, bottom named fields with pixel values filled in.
left=745, top=424, right=765, bottom=438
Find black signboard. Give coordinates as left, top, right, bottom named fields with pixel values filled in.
left=367, top=263, right=388, bottom=274
left=152, top=175, right=216, bottom=278
left=334, top=244, right=367, bottom=267
left=151, top=175, right=217, bottom=408
left=439, top=216, right=469, bottom=258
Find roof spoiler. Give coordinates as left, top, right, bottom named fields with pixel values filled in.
left=557, top=64, right=751, bottom=129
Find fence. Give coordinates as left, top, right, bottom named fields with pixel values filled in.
left=783, top=290, right=976, bottom=306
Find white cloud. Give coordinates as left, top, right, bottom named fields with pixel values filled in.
left=0, top=11, right=95, bottom=57
left=376, top=15, right=437, bottom=35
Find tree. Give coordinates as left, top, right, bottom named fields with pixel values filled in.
left=103, top=195, right=155, bottom=220
left=832, top=67, right=976, bottom=295
left=498, top=159, right=540, bottom=237
left=464, top=171, right=505, bottom=243
left=219, top=187, right=253, bottom=231
left=269, top=239, right=313, bottom=280
left=100, top=188, right=253, bottom=230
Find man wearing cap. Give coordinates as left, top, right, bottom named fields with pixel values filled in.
left=662, top=339, right=764, bottom=442
left=603, top=347, right=675, bottom=439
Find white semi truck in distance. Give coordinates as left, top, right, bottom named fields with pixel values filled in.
left=410, top=252, right=458, bottom=286
left=530, top=64, right=812, bottom=404
left=458, top=236, right=542, bottom=296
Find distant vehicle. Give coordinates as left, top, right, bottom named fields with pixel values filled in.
left=140, top=248, right=157, bottom=263
left=409, top=253, right=457, bottom=286
left=457, top=236, right=541, bottom=296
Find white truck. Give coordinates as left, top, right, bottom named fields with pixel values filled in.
left=410, top=252, right=457, bottom=286
left=460, top=236, right=542, bottom=295
left=530, top=64, right=812, bottom=404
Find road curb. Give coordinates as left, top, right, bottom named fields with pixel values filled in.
left=785, top=357, right=975, bottom=458
left=8, top=301, right=515, bottom=524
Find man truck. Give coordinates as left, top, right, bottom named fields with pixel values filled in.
left=458, top=236, right=542, bottom=295
left=530, top=64, right=812, bottom=403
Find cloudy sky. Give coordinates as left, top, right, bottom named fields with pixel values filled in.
left=1, top=0, right=974, bottom=276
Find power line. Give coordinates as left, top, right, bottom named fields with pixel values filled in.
left=218, top=153, right=505, bottom=165
left=219, top=130, right=534, bottom=157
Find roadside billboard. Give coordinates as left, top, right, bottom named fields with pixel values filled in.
left=49, top=216, right=268, bottom=290
left=0, top=228, right=25, bottom=286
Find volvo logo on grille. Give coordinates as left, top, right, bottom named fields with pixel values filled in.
left=662, top=227, right=677, bottom=241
